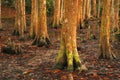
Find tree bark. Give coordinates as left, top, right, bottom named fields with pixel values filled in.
left=91, top=0, right=97, bottom=18
left=30, top=0, right=38, bottom=38
left=114, top=0, right=119, bottom=31
left=32, top=0, right=50, bottom=47
left=53, top=0, right=61, bottom=28
left=99, top=0, right=116, bottom=59
left=55, top=0, right=87, bottom=71
left=14, top=0, right=26, bottom=39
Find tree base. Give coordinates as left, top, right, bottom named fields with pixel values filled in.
left=1, top=38, right=22, bottom=54
left=32, top=37, right=51, bottom=48
left=12, top=30, right=20, bottom=36
left=99, top=52, right=116, bottom=59
left=54, top=49, right=87, bottom=72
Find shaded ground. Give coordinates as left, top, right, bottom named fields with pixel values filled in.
left=0, top=6, right=120, bottom=80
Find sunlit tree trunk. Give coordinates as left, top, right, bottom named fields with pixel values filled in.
left=99, top=0, right=116, bottom=59
left=114, top=0, right=119, bottom=31
left=85, top=0, right=91, bottom=19
left=60, top=0, right=63, bottom=24
left=97, top=0, right=101, bottom=18
left=14, top=0, right=26, bottom=39
left=82, top=0, right=87, bottom=21
left=32, top=0, right=50, bottom=47
left=0, top=0, right=2, bottom=30
left=110, top=0, right=115, bottom=30
left=55, top=0, right=87, bottom=71
left=91, top=0, right=96, bottom=18
left=30, top=0, right=38, bottom=38
left=78, top=0, right=83, bottom=28
left=53, top=0, right=61, bottom=28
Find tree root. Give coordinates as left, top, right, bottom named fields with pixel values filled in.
left=1, top=38, right=22, bottom=54
left=32, top=36, right=51, bottom=48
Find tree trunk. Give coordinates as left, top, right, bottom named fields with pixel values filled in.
left=97, top=0, right=101, bottom=18
left=0, top=0, right=2, bottom=30
left=14, top=0, right=26, bottom=39
left=32, top=0, right=50, bottom=47
left=53, top=0, right=61, bottom=28
left=91, top=0, right=97, bottom=18
left=114, top=0, right=119, bottom=31
left=30, top=0, right=38, bottom=38
left=85, top=0, right=91, bottom=19
left=78, top=0, right=84, bottom=28
left=99, top=0, right=116, bottom=59
left=55, top=0, right=87, bottom=71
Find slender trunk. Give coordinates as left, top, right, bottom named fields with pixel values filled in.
left=85, top=0, right=91, bottom=19
left=114, top=0, right=119, bottom=31
left=91, top=0, right=97, bottom=18
left=53, top=0, right=61, bottom=28
left=97, top=0, right=101, bottom=18
left=78, top=0, right=83, bottom=28
left=30, top=0, right=38, bottom=38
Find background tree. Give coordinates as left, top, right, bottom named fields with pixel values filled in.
left=32, top=0, right=50, bottom=47
left=114, top=0, right=119, bottom=31
left=78, top=0, right=83, bottom=28
left=52, top=0, right=61, bottom=28
left=54, top=0, right=87, bottom=71
left=91, top=0, right=97, bottom=18
left=99, top=0, right=116, bottom=59
left=14, top=0, right=26, bottom=39
left=30, top=0, right=38, bottom=38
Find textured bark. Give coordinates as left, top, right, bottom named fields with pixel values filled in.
left=91, top=0, right=97, bottom=18
left=99, top=0, right=116, bottom=59
left=97, top=0, right=101, bottom=18
left=85, top=0, right=91, bottom=19
left=32, top=0, right=50, bottom=47
left=55, top=0, right=87, bottom=71
left=53, top=0, right=61, bottom=28
left=14, top=0, right=26, bottom=39
left=0, top=0, right=2, bottom=30
left=114, top=0, right=119, bottom=30
left=30, top=0, right=38, bottom=38
left=77, top=0, right=83, bottom=28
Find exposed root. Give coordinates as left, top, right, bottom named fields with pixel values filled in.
left=32, top=36, right=51, bottom=48
left=1, top=38, right=22, bottom=54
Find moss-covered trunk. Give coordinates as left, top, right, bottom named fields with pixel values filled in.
left=32, top=0, right=50, bottom=47
left=55, top=0, right=87, bottom=71
left=99, top=0, right=116, bottom=59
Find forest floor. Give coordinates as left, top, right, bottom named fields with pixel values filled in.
left=0, top=6, right=120, bottom=80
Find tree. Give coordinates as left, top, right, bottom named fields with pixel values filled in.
left=30, top=0, right=38, bottom=38
left=114, top=0, right=119, bottom=31
left=14, top=0, right=26, bottom=39
left=32, top=0, right=50, bottom=47
left=91, top=0, right=97, bottom=18
left=54, top=0, right=87, bottom=71
left=78, top=0, right=83, bottom=28
left=0, top=0, right=2, bottom=30
left=99, top=0, right=116, bottom=59
left=52, top=0, right=61, bottom=28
